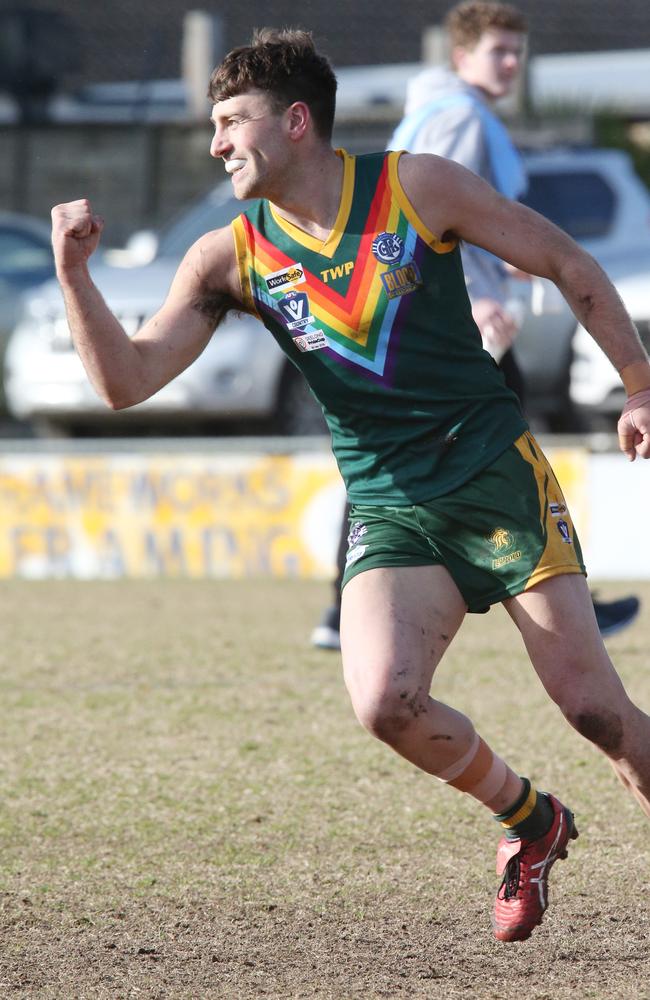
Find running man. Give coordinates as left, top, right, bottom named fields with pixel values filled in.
left=51, top=29, right=650, bottom=943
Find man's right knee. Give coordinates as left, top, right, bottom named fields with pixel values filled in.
left=350, top=680, right=428, bottom=745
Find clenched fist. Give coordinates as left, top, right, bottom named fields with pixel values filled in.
left=51, top=199, right=104, bottom=277
left=618, top=388, right=650, bottom=461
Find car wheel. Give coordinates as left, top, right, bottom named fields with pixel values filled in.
left=32, top=418, right=75, bottom=438
left=274, top=365, right=327, bottom=436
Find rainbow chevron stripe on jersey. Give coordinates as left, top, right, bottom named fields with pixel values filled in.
left=232, top=149, right=526, bottom=504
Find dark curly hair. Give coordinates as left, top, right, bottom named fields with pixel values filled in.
left=208, top=28, right=337, bottom=141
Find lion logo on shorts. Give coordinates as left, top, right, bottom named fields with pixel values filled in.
left=487, top=527, right=514, bottom=552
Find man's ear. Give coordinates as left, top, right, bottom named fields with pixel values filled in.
left=286, top=101, right=310, bottom=141
left=451, top=43, right=468, bottom=72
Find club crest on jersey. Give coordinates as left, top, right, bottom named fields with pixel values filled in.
left=371, top=232, right=404, bottom=265
left=278, top=290, right=314, bottom=331
left=265, top=262, right=306, bottom=293
left=381, top=260, right=423, bottom=299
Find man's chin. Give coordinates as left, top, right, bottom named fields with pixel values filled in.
left=229, top=174, right=259, bottom=201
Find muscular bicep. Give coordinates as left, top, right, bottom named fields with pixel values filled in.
left=451, top=178, right=570, bottom=281
left=399, top=153, right=572, bottom=282
left=128, top=228, right=243, bottom=391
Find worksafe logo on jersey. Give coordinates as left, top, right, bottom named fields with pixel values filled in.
left=265, top=263, right=306, bottom=293
left=381, top=260, right=423, bottom=300
left=487, top=527, right=522, bottom=570
left=372, top=232, right=404, bottom=265
left=278, top=290, right=314, bottom=331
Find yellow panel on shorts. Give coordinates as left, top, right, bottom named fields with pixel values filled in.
left=512, top=432, right=586, bottom=590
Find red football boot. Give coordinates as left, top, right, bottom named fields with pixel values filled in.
left=492, top=793, right=578, bottom=942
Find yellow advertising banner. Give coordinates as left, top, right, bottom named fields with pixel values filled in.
left=0, top=446, right=591, bottom=580
left=0, top=452, right=346, bottom=579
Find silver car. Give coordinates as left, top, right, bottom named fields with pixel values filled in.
left=5, top=147, right=650, bottom=435
left=512, top=146, right=650, bottom=428
left=4, top=185, right=326, bottom=436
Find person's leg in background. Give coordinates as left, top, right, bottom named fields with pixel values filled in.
left=310, top=501, right=350, bottom=650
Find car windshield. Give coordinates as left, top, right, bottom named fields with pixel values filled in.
left=521, top=170, right=616, bottom=240
left=156, top=185, right=242, bottom=257
left=0, top=228, right=52, bottom=275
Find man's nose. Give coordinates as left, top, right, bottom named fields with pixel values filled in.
left=210, top=130, right=231, bottom=159
left=503, top=50, right=522, bottom=69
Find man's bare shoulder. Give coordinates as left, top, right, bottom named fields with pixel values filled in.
left=174, top=224, right=242, bottom=303
left=397, top=151, right=474, bottom=193
left=395, top=152, right=481, bottom=237
left=165, top=223, right=245, bottom=327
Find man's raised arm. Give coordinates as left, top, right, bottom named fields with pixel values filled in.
left=51, top=199, right=241, bottom=410
left=398, top=153, right=650, bottom=461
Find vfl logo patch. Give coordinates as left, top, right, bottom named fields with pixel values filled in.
left=278, top=291, right=314, bottom=331
left=372, top=232, right=404, bottom=265
left=557, top=519, right=572, bottom=544
left=381, top=260, right=423, bottom=299
left=265, top=263, right=306, bottom=293
left=487, top=527, right=522, bottom=570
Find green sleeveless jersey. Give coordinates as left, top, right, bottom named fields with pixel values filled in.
left=232, top=150, right=527, bottom=504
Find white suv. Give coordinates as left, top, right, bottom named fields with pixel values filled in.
left=570, top=270, right=650, bottom=428
left=514, top=147, right=650, bottom=429
left=4, top=184, right=327, bottom=436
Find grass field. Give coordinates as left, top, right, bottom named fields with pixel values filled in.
left=1, top=578, right=649, bottom=999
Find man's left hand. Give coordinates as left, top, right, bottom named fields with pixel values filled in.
left=618, top=389, right=650, bottom=460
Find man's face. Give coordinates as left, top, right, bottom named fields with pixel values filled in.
left=453, top=28, right=525, bottom=100
left=209, top=90, right=289, bottom=200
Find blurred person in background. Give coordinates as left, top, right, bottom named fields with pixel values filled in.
left=312, top=0, right=639, bottom=650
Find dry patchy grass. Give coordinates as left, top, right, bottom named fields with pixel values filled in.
left=0, top=579, right=649, bottom=998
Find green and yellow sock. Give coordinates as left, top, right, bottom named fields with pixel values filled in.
left=493, top=777, right=554, bottom=842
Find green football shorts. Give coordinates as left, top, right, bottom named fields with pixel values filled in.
left=341, top=431, right=586, bottom=613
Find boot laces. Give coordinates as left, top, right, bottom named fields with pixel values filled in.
left=500, top=854, right=521, bottom=900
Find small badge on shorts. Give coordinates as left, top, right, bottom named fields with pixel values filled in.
left=487, top=527, right=522, bottom=570
left=345, top=522, right=369, bottom=568
left=348, top=522, right=368, bottom=547
left=556, top=519, right=572, bottom=544
left=345, top=544, right=367, bottom=567
left=550, top=501, right=567, bottom=517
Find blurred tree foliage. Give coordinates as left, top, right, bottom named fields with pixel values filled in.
left=594, top=112, right=650, bottom=190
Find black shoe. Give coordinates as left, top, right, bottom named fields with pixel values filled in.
left=592, top=595, right=640, bottom=638
left=310, top=605, right=341, bottom=650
